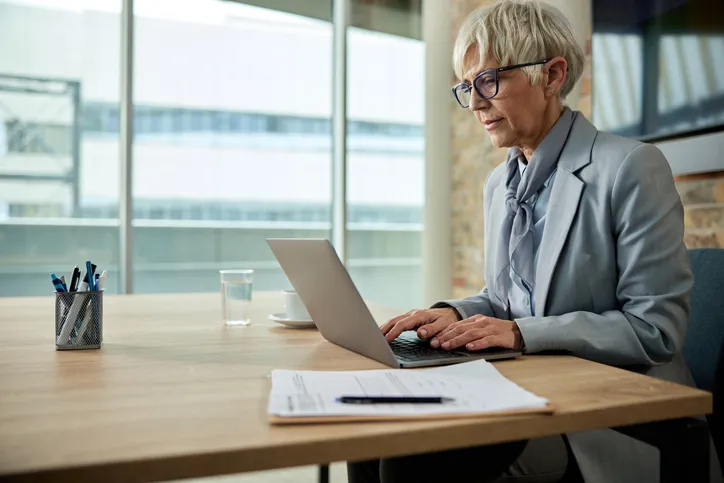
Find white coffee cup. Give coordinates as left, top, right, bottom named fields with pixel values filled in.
left=282, top=290, right=311, bottom=321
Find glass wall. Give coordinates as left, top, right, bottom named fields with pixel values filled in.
left=131, top=0, right=334, bottom=294
left=0, top=0, right=424, bottom=310
left=346, top=20, right=424, bottom=310
left=0, top=0, right=121, bottom=296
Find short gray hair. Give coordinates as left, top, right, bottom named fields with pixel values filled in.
left=453, top=0, right=585, bottom=99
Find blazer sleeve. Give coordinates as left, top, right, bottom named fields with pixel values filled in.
left=431, top=286, right=497, bottom=320
left=515, top=144, right=693, bottom=366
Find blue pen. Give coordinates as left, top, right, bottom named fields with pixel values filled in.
left=51, top=273, right=66, bottom=293
left=94, top=273, right=100, bottom=290
left=86, top=261, right=95, bottom=291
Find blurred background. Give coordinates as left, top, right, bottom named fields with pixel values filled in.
left=0, top=0, right=424, bottom=308
left=0, top=0, right=722, bottom=309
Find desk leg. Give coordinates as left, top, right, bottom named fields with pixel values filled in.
left=318, top=464, right=330, bottom=483
left=613, top=418, right=709, bottom=483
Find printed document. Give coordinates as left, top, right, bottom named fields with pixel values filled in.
left=268, top=359, right=548, bottom=418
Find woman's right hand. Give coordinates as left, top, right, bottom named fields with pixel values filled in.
left=380, top=307, right=462, bottom=343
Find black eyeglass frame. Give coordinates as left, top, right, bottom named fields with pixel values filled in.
left=452, top=59, right=550, bottom=108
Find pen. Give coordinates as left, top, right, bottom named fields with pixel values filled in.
left=50, top=273, right=66, bottom=293
left=99, top=270, right=107, bottom=290
left=86, top=261, right=95, bottom=291
left=337, top=396, right=455, bottom=404
left=74, top=298, right=94, bottom=344
left=69, top=266, right=81, bottom=292
left=81, top=263, right=96, bottom=289
left=60, top=276, right=67, bottom=291
left=77, top=271, right=102, bottom=344
left=57, top=280, right=88, bottom=345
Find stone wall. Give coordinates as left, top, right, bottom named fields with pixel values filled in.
left=449, top=0, right=592, bottom=298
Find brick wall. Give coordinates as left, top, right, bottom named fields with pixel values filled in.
left=449, top=0, right=592, bottom=298
left=675, top=172, right=724, bottom=249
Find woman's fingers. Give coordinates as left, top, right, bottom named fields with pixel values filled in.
left=431, top=316, right=491, bottom=348
left=433, top=315, right=487, bottom=339
left=380, top=311, right=413, bottom=335
left=465, top=335, right=506, bottom=351
left=416, top=315, right=457, bottom=339
left=383, top=310, right=432, bottom=343
left=440, top=328, right=498, bottom=350
left=382, top=308, right=460, bottom=343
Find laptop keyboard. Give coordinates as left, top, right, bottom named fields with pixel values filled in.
left=390, top=337, right=469, bottom=361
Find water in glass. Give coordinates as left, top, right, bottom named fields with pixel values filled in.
left=220, top=270, right=253, bottom=326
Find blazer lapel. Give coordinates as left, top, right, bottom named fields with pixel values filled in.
left=486, top=181, right=507, bottom=304
left=534, top=115, right=598, bottom=316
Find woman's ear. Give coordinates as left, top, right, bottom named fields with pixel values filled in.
left=544, top=56, right=567, bottom=98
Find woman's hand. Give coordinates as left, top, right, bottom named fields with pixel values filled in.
left=430, top=314, right=523, bottom=351
left=380, top=308, right=461, bottom=343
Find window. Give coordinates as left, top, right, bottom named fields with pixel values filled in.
left=82, top=102, right=422, bottom=152
left=131, top=0, right=333, bottom=294
left=346, top=12, right=424, bottom=310
left=1, top=0, right=425, bottom=310
left=172, top=109, right=185, bottom=132
left=0, top=0, right=121, bottom=296
left=593, top=0, right=724, bottom=139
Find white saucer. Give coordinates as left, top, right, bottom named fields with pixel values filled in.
left=268, top=313, right=316, bottom=329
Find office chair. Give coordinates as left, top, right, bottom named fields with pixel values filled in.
left=565, top=248, right=724, bottom=483
left=713, top=338, right=724, bottom=467
left=683, top=248, right=724, bottom=461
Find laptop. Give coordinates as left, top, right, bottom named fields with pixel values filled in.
left=267, top=238, right=521, bottom=368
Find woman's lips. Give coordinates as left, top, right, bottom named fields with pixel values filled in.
left=484, top=118, right=502, bottom=130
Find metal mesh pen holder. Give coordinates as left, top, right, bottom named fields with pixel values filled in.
left=55, top=291, right=103, bottom=350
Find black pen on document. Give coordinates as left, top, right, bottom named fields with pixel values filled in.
left=337, top=396, right=455, bottom=404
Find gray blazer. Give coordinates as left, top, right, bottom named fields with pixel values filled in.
left=440, top=114, right=720, bottom=482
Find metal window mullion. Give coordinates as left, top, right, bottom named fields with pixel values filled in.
left=331, top=0, right=348, bottom=264
left=119, top=0, right=134, bottom=293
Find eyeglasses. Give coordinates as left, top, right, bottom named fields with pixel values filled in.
left=451, top=59, right=549, bottom=108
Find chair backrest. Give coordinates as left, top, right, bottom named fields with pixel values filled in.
left=684, top=248, right=724, bottom=392
left=683, top=248, right=724, bottom=462
left=713, top=338, right=724, bottom=464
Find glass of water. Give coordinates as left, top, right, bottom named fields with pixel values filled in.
left=220, top=269, right=254, bottom=326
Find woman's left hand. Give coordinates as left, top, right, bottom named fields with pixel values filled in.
left=430, top=315, right=523, bottom=351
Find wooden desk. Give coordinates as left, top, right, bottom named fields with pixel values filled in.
left=0, top=292, right=712, bottom=482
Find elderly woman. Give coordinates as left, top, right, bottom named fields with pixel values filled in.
left=347, top=1, right=705, bottom=482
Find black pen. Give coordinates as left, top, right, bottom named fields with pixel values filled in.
left=69, top=266, right=81, bottom=292
left=337, top=396, right=455, bottom=404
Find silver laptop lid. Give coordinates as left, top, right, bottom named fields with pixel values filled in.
left=267, top=238, right=400, bottom=368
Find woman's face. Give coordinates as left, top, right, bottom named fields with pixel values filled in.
left=462, top=46, right=550, bottom=151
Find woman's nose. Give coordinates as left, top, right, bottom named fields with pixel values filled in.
left=468, top=88, right=490, bottom=112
